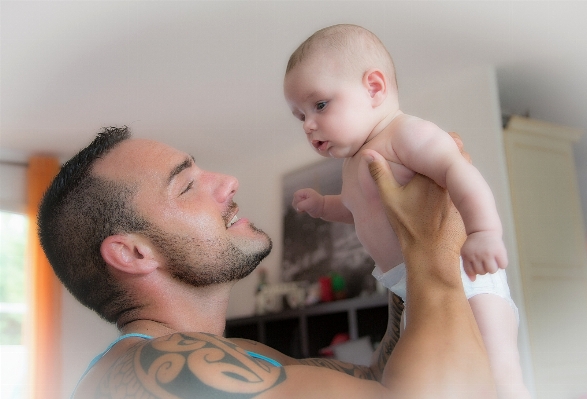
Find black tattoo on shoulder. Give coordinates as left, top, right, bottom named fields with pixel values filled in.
left=96, top=332, right=286, bottom=398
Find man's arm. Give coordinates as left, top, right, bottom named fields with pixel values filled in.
left=363, top=149, right=496, bottom=398
left=94, top=331, right=388, bottom=398
left=369, top=292, right=404, bottom=380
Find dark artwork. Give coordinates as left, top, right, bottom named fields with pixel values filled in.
left=282, top=159, right=375, bottom=298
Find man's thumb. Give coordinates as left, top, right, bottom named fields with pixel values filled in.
left=362, top=149, right=400, bottom=192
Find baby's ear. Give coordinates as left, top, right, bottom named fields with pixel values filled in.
left=101, top=234, right=159, bottom=275
left=363, top=69, right=387, bottom=107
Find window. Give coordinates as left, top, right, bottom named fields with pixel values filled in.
left=0, top=211, right=29, bottom=399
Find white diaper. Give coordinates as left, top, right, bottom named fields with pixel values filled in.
left=372, top=258, right=519, bottom=323
left=372, top=263, right=407, bottom=300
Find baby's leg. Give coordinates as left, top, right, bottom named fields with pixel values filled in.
left=468, top=294, right=531, bottom=399
left=376, top=260, right=531, bottom=397
left=460, top=264, right=531, bottom=398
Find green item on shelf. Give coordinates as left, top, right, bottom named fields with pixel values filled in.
left=330, top=273, right=345, bottom=292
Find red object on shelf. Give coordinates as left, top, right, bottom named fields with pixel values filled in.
left=318, top=332, right=350, bottom=357
left=319, top=276, right=333, bottom=302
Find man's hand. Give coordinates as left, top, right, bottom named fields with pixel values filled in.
left=362, top=149, right=466, bottom=262
left=362, top=131, right=472, bottom=268
left=447, top=131, right=471, bottom=163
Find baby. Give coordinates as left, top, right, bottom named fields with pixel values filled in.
left=284, top=24, right=530, bottom=399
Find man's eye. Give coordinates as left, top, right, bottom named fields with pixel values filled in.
left=316, top=101, right=327, bottom=111
left=180, top=181, right=194, bottom=195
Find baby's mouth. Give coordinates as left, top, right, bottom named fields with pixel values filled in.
left=312, top=140, right=328, bottom=152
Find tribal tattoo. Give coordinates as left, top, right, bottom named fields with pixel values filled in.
left=95, top=332, right=286, bottom=398
left=92, top=295, right=404, bottom=397
left=373, top=292, right=404, bottom=380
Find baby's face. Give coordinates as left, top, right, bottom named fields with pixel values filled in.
left=284, top=56, right=377, bottom=159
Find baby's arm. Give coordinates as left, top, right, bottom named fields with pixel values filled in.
left=389, top=117, right=507, bottom=278
left=292, top=189, right=354, bottom=224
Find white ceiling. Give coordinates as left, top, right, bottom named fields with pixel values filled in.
left=2, top=1, right=586, bottom=174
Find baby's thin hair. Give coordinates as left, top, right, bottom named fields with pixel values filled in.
left=286, top=24, right=397, bottom=89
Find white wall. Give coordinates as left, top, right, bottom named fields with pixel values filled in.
left=0, top=153, right=27, bottom=214
left=55, top=64, right=537, bottom=397
left=60, top=291, right=118, bottom=396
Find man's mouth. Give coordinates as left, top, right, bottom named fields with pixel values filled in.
left=227, top=214, right=239, bottom=228
left=224, top=203, right=240, bottom=228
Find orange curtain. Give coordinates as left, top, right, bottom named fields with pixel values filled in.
left=26, top=156, right=61, bottom=399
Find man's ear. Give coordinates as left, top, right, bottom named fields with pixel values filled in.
left=363, top=68, right=387, bottom=107
left=100, top=234, right=159, bottom=275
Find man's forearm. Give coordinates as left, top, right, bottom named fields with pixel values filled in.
left=296, top=357, right=375, bottom=379
left=369, top=292, right=404, bottom=381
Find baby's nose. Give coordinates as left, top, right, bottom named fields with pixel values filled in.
left=303, top=119, right=315, bottom=134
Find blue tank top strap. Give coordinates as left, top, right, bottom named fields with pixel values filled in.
left=86, top=333, right=154, bottom=371
left=245, top=350, right=282, bottom=367
left=71, top=333, right=153, bottom=399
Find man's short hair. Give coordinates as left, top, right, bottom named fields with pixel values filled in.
left=38, top=126, right=148, bottom=323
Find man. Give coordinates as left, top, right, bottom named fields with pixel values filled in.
left=38, top=127, right=496, bottom=398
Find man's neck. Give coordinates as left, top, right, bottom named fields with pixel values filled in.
left=118, top=280, right=233, bottom=338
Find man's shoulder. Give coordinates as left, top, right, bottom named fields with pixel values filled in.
left=76, top=332, right=286, bottom=398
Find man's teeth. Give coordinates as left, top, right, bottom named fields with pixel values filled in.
left=227, top=215, right=239, bottom=227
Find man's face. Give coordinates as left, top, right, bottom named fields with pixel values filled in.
left=94, top=138, right=272, bottom=286
left=284, top=55, right=376, bottom=159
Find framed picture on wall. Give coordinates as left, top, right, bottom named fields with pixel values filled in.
left=281, top=158, right=375, bottom=298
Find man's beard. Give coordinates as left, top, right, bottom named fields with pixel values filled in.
left=144, top=223, right=272, bottom=287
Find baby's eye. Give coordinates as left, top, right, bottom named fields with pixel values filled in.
left=315, top=101, right=327, bottom=111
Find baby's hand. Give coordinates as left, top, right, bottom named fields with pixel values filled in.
left=292, top=188, right=325, bottom=219
left=461, top=231, right=508, bottom=281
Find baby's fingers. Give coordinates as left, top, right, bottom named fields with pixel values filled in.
left=463, top=260, right=478, bottom=281
left=496, top=248, right=509, bottom=270
left=292, top=192, right=308, bottom=213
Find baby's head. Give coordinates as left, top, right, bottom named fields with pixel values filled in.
left=286, top=24, right=397, bottom=90
left=284, top=24, right=399, bottom=158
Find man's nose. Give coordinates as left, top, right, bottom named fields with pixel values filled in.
left=212, top=173, right=239, bottom=203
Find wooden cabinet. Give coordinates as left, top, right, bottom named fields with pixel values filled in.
left=504, top=116, right=587, bottom=398
left=225, top=294, right=388, bottom=358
